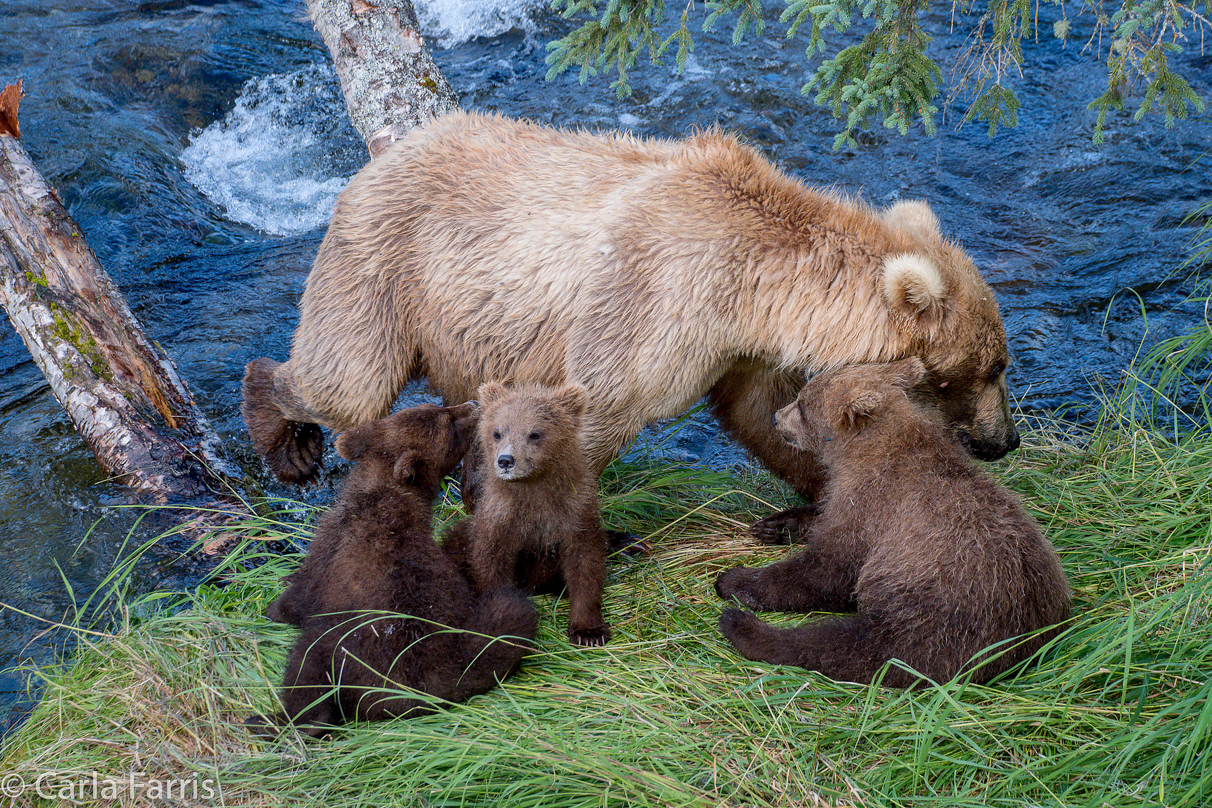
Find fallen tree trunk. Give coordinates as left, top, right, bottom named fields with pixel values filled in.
left=306, top=0, right=459, bottom=158
left=0, top=0, right=455, bottom=508
left=0, top=104, right=240, bottom=503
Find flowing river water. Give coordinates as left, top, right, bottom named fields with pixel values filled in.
left=1, top=0, right=1209, bottom=734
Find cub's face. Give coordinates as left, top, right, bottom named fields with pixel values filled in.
left=477, top=383, right=588, bottom=483
left=774, top=359, right=928, bottom=454
left=334, top=401, right=480, bottom=490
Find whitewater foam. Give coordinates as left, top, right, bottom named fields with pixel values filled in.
left=182, top=64, right=362, bottom=236
left=415, top=0, right=544, bottom=47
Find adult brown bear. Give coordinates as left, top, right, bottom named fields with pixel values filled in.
left=242, top=111, right=1017, bottom=532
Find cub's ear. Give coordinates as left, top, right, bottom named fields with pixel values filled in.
left=837, top=389, right=885, bottom=432
left=882, top=200, right=941, bottom=241
left=553, top=384, right=588, bottom=418
left=883, top=253, right=948, bottom=333
left=889, top=356, right=928, bottom=391
left=477, top=381, right=510, bottom=407
left=335, top=423, right=378, bottom=461
left=392, top=449, right=422, bottom=486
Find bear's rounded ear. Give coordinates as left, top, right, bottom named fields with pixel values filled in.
left=883, top=253, right=948, bottom=332
left=837, top=389, right=886, bottom=432
left=392, top=449, right=422, bottom=486
left=882, top=200, right=941, bottom=241
left=477, top=381, right=510, bottom=407
left=553, top=384, right=588, bottom=417
left=890, top=356, right=928, bottom=391
left=335, top=423, right=377, bottom=461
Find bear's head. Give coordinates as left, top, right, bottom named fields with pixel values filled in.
left=476, top=382, right=588, bottom=483
left=774, top=358, right=929, bottom=457
left=880, top=200, right=1018, bottom=461
left=334, top=401, right=480, bottom=493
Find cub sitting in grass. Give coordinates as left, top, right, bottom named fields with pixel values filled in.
left=444, top=382, right=611, bottom=647
left=715, top=359, right=1071, bottom=687
left=252, top=402, right=537, bottom=737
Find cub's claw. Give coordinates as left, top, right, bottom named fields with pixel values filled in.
left=569, top=625, right=611, bottom=647
left=749, top=504, right=819, bottom=545
left=606, top=530, right=651, bottom=559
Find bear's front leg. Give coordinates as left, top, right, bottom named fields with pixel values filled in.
left=560, top=536, right=610, bottom=647
left=706, top=362, right=827, bottom=543
left=276, top=627, right=343, bottom=736
left=720, top=610, right=914, bottom=687
left=719, top=608, right=804, bottom=666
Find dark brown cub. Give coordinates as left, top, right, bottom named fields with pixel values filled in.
left=715, top=358, right=1070, bottom=687
left=251, top=401, right=536, bottom=737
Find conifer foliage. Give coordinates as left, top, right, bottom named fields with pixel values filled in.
left=546, top=0, right=1211, bottom=146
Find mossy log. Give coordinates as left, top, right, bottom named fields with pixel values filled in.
left=0, top=125, right=239, bottom=502
left=0, top=0, right=454, bottom=506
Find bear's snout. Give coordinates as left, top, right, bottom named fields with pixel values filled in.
left=497, top=453, right=515, bottom=471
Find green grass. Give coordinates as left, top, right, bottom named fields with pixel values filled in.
left=1, top=409, right=1210, bottom=807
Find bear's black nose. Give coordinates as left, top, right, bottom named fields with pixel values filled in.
left=770, top=411, right=778, bottom=427
left=497, top=454, right=514, bottom=471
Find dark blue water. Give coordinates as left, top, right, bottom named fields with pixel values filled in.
left=1, top=0, right=1209, bottom=735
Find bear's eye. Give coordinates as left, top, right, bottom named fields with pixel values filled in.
left=492, top=429, right=501, bottom=441
left=528, top=431, right=542, bottom=442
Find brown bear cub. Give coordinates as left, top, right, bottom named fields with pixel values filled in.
left=252, top=402, right=537, bottom=737
left=715, top=359, right=1070, bottom=687
left=443, top=383, right=611, bottom=647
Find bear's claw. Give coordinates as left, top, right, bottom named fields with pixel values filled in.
left=569, top=625, right=611, bottom=647
left=606, top=529, right=651, bottom=559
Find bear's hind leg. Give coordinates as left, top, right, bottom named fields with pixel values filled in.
left=719, top=610, right=921, bottom=687
left=707, top=362, right=826, bottom=543
left=277, top=635, right=343, bottom=735
left=714, top=544, right=862, bottom=614
left=448, top=589, right=538, bottom=701
left=242, top=357, right=326, bottom=485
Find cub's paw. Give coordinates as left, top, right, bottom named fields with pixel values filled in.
left=264, top=598, right=287, bottom=624
left=606, top=530, right=651, bottom=559
left=714, top=566, right=770, bottom=611
left=718, top=608, right=764, bottom=641
left=749, top=505, right=819, bottom=545
left=718, top=609, right=772, bottom=662
left=569, top=624, right=611, bottom=647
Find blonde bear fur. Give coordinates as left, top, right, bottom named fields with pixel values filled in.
left=242, top=111, right=1018, bottom=505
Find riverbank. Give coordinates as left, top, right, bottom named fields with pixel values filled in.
left=1, top=405, right=1209, bottom=807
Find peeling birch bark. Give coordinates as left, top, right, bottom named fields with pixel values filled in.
left=305, top=0, right=459, bottom=157
left=0, top=132, right=240, bottom=503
